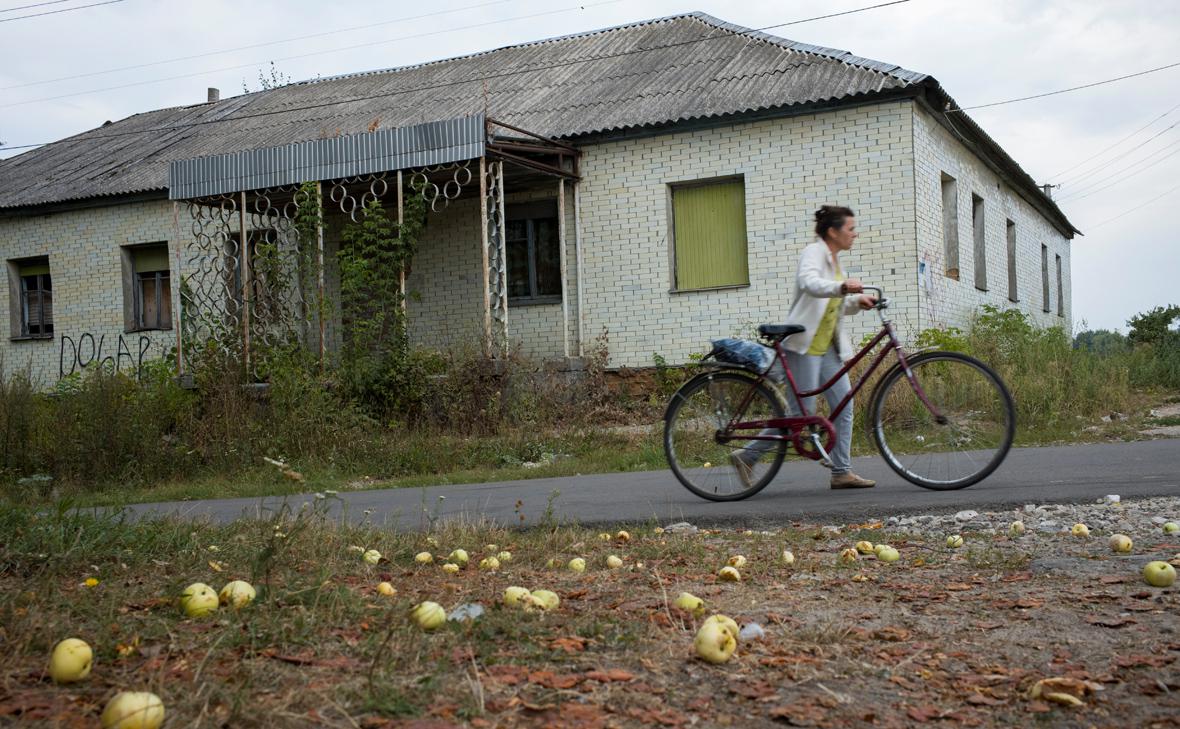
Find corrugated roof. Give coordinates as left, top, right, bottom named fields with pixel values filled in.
left=0, top=12, right=929, bottom=209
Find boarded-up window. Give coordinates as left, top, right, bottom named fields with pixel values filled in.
left=1041, top=245, right=1050, bottom=313
left=8, top=258, right=53, bottom=339
left=506, top=201, right=561, bottom=302
left=972, top=193, right=987, bottom=291
left=1055, top=254, right=1064, bottom=317
left=131, top=244, right=171, bottom=330
left=941, top=173, right=959, bottom=280
left=1006, top=220, right=1018, bottom=302
left=671, top=177, right=748, bottom=291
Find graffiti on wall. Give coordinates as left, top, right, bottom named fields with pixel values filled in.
left=58, top=332, right=170, bottom=380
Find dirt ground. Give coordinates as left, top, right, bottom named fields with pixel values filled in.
left=1, top=506, right=1178, bottom=728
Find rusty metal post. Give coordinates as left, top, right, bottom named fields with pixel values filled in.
left=479, top=156, right=491, bottom=355
left=316, top=181, right=325, bottom=373
left=397, top=170, right=406, bottom=316
left=573, top=179, right=585, bottom=358
left=496, top=160, right=508, bottom=357
left=557, top=178, right=569, bottom=359
left=240, top=190, right=251, bottom=375
left=171, top=201, right=185, bottom=377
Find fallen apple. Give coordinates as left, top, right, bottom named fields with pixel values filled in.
left=718, top=566, right=741, bottom=581
left=876, top=546, right=900, bottom=563
left=838, top=548, right=858, bottom=564
left=568, top=558, right=586, bottom=573
left=414, top=552, right=434, bottom=565
left=1009, top=521, right=1026, bottom=537
left=598, top=533, right=612, bottom=542
left=377, top=582, right=397, bottom=596
left=616, top=530, right=632, bottom=542
left=855, top=541, right=874, bottom=555
left=781, top=550, right=796, bottom=566
left=702, top=614, right=740, bottom=641
left=410, top=601, right=446, bottom=630
left=946, top=535, right=964, bottom=549
left=546, top=558, right=562, bottom=569
left=48, top=638, right=92, bottom=684
left=100, top=691, right=165, bottom=729
left=693, top=619, right=737, bottom=664
left=425, top=536, right=440, bottom=548
left=218, top=580, right=256, bottom=610
left=1071, top=523, right=1090, bottom=538
left=606, top=555, right=623, bottom=569
left=448, top=549, right=469, bottom=567
left=479, top=556, right=500, bottom=571
left=497, top=551, right=513, bottom=563
left=442, top=562, right=461, bottom=574
left=1163, top=522, right=1180, bottom=535
left=485, top=544, right=498, bottom=552
left=653, top=527, right=665, bottom=535
left=530, top=589, right=560, bottom=611
left=503, top=586, right=531, bottom=607
left=727, top=555, right=747, bottom=568
left=179, top=583, right=219, bottom=618
left=1108, top=534, right=1133, bottom=553
left=674, top=592, right=705, bottom=616
left=362, top=549, right=382, bottom=565
left=1143, top=561, right=1177, bottom=588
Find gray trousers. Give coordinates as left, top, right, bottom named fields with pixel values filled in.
left=740, top=347, right=854, bottom=474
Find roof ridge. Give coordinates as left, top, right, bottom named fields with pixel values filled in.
left=296, top=11, right=709, bottom=87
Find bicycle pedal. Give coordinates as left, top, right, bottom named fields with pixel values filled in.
left=819, top=458, right=833, bottom=470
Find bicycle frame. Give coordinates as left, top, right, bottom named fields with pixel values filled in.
left=720, top=287, right=944, bottom=459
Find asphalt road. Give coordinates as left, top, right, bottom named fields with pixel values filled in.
left=115, top=439, right=1180, bottom=530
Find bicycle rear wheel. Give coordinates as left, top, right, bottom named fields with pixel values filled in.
left=869, top=351, right=1015, bottom=490
left=664, top=370, right=787, bottom=502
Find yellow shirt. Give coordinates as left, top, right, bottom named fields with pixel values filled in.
left=806, top=267, right=844, bottom=355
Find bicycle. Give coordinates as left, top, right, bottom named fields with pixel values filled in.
left=663, top=286, right=1016, bottom=501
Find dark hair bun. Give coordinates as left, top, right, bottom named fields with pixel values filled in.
left=814, top=204, right=855, bottom=239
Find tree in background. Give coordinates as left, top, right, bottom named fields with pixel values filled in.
left=1127, top=304, right=1180, bottom=347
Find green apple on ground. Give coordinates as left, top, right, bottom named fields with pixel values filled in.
left=568, top=558, right=586, bottom=573
left=838, top=548, right=858, bottom=564
left=1108, top=534, right=1133, bottom=553
left=362, top=549, right=382, bottom=564
left=693, top=620, right=737, bottom=664
left=727, top=555, right=747, bottom=568
left=101, top=691, right=165, bottom=729
left=781, top=550, right=795, bottom=565
left=718, top=566, right=741, bottom=581
left=48, top=638, right=92, bottom=683
left=441, top=563, right=460, bottom=574
left=218, top=580, right=255, bottom=609
left=410, top=601, right=446, bottom=630
left=447, top=549, right=469, bottom=567
left=1163, top=522, right=1180, bottom=535
left=877, top=546, right=901, bottom=563
left=606, top=555, right=623, bottom=569
left=702, top=614, right=740, bottom=640
left=1009, top=521, right=1025, bottom=537
left=1071, top=523, right=1091, bottom=538
left=178, top=583, right=218, bottom=618
left=529, top=589, right=560, bottom=611
left=414, top=552, right=434, bottom=565
left=377, top=582, right=396, bottom=596
left=946, top=535, right=964, bottom=548
left=855, top=541, right=874, bottom=554
left=674, top=592, right=705, bottom=615
left=479, top=556, right=500, bottom=571
left=1143, top=561, right=1176, bottom=588
left=503, top=586, right=531, bottom=606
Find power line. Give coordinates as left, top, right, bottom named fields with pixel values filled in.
left=1082, top=181, right=1180, bottom=232
left=1048, top=100, right=1180, bottom=181
left=0, top=0, right=74, bottom=12
left=0, top=0, right=123, bottom=23
left=0, top=0, right=914, bottom=151
left=951, top=60, right=1180, bottom=111
left=1, top=0, right=517, bottom=91
left=1057, top=146, right=1180, bottom=203
left=1057, top=135, right=1180, bottom=200
left=1056, top=120, right=1177, bottom=188
left=0, top=0, right=625, bottom=108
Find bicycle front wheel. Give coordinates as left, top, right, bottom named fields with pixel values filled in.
left=869, top=351, right=1015, bottom=490
left=664, top=370, right=787, bottom=502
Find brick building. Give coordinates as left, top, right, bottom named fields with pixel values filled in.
left=0, top=12, right=1076, bottom=386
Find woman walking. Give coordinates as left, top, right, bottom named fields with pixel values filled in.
left=732, top=205, right=878, bottom=489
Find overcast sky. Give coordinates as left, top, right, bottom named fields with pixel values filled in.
left=1, top=0, right=1177, bottom=333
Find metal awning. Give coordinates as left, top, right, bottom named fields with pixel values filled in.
left=168, top=114, right=486, bottom=199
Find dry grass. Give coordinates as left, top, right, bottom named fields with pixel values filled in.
left=2, top=503, right=1179, bottom=727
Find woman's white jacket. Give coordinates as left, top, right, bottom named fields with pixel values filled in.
left=783, top=240, right=863, bottom=360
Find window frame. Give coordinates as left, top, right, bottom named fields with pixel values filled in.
left=8, top=257, right=53, bottom=341
left=1006, top=219, right=1018, bottom=303
left=668, top=174, right=750, bottom=293
left=940, top=173, right=960, bottom=280
left=1055, top=253, right=1064, bottom=317
left=506, top=202, right=562, bottom=306
left=134, top=269, right=172, bottom=331
left=122, top=242, right=172, bottom=333
left=971, top=193, right=987, bottom=292
left=1041, top=244, right=1051, bottom=313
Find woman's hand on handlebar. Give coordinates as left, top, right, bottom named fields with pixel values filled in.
left=857, top=294, right=878, bottom=310
left=841, top=278, right=864, bottom=294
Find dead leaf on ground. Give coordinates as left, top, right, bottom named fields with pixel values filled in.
left=1028, top=676, right=1103, bottom=706
left=583, top=669, right=634, bottom=683
left=872, top=626, right=910, bottom=642
left=550, top=636, right=588, bottom=653
left=905, top=705, right=944, bottom=722
left=1085, top=615, right=1136, bottom=628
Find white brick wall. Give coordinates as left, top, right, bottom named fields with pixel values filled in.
left=912, top=105, right=1071, bottom=332
left=0, top=200, right=182, bottom=387
left=575, top=102, right=919, bottom=367
left=1, top=98, right=1074, bottom=384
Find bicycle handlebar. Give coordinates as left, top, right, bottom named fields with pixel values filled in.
left=861, top=286, right=888, bottom=310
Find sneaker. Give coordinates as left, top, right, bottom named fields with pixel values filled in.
left=830, top=472, right=876, bottom=489
left=729, top=451, right=755, bottom=489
